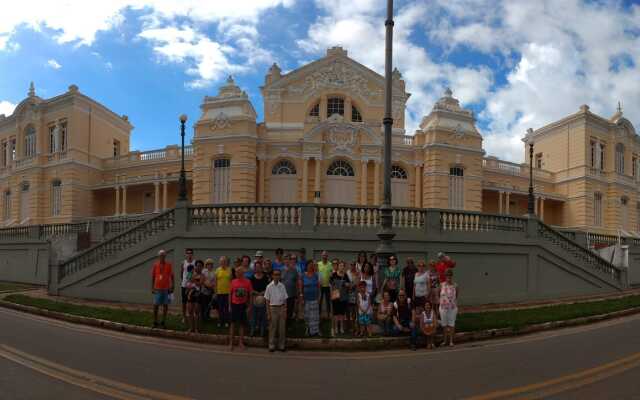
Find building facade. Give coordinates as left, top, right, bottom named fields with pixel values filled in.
left=0, top=47, right=636, bottom=235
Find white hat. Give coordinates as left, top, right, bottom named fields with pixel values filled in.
left=255, top=250, right=264, bottom=257
left=437, top=252, right=444, bottom=258
left=158, top=249, right=166, bottom=256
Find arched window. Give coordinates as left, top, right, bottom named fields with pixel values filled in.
left=352, top=106, right=362, bottom=122
left=24, top=125, right=36, bottom=158
left=212, top=158, right=231, bottom=203
left=616, top=143, right=625, bottom=174
left=594, top=192, right=603, bottom=226
left=272, top=159, right=297, bottom=175
left=309, top=103, right=320, bottom=117
left=449, top=166, right=464, bottom=209
left=51, top=180, right=62, bottom=216
left=327, top=97, right=344, bottom=117
left=391, top=165, right=408, bottom=179
left=327, top=160, right=354, bottom=177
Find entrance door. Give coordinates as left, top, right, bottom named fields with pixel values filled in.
left=143, top=192, right=154, bottom=213
left=325, top=176, right=357, bottom=204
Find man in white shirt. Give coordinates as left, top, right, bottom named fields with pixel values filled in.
left=264, top=269, right=288, bottom=352
left=180, top=248, right=195, bottom=323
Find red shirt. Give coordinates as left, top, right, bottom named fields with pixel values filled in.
left=230, top=278, right=253, bottom=305
left=152, top=261, right=173, bottom=290
left=436, top=258, right=456, bottom=283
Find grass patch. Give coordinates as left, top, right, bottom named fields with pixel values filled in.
left=0, top=282, right=32, bottom=292
left=4, top=293, right=640, bottom=338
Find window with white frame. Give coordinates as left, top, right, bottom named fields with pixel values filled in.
left=51, top=180, right=62, bottom=216
left=449, top=167, right=464, bottom=209
left=535, top=153, right=543, bottom=169
left=2, top=191, right=11, bottom=221
left=615, top=143, right=625, bottom=174
left=391, top=165, right=408, bottom=179
left=24, top=125, right=36, bottom=158
left=594, top=192, right=603, bottom=227
left=326, top=160, right=354, bottom=176
left=327, top=97, right=344, bottom=117
left=212, top=158, right=231, bottom=203
left=352, top=106, right=362, bottom=122
left=271, top=159, right=297, bottom=175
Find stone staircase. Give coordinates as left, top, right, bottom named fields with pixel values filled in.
left=57, top=209, right=176, bottom=282
left=537, top=221, right=623, bottom=287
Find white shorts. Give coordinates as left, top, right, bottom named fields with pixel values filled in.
left=439, top=307, right=457, bottom=327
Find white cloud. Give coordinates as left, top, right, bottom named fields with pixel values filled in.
left=429, top=0, right=640, bottom=162
left=46, top=59, right=62, bottom=69
left=0, top=101, right=16, bottom=116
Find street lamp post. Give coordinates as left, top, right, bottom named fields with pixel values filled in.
left=178, top=114, right=188, bottom=202
left=376, top=0, right=396, bottom=270
left=527, top=128, right=535, bottom=216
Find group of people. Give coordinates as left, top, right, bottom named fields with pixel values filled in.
left=150, top=247, right=459, bottom=351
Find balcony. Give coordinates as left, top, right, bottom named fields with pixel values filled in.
left=103, top=145, right=193, bottom=169
left=14, top=157, right=34, bottom=170
left=482, top=157, right=555, bottom=181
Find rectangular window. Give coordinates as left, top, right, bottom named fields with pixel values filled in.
left=10, top=138, right=16, bottom=161
left=2, top=191, right=11, bottom=221
left=535, top=153, right=543, bottom=169
left=590, top=141, right=596, bottom=168
left=60, top=122, right=67, bottom=152
left=113, top=139, right=120, bottom=159
left=594, top=192, right=603, bottom=227
left=24, top=128, right=36, bottom=158
left=448, top=167, right=464, bottom=210
left=51, top=181, right=62, bottom=216
left=212, top=158, right=231, bottom=203
left=48, top=125, right=56, bottom=154
left=634, top=157, right=638, bottom=177
left=327, top=97, right=344, bottom=117
left=1, top=141, right=6, bottom=167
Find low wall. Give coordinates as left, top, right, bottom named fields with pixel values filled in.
left=0, top=241, right=49, bottom=285
left=53, top=205, right=624, bottom=306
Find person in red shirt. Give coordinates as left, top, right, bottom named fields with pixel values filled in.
left=229, top=266, right=253, bottom=351
left=436, top=252, right=456, bottom=283
left=151, top=249, right=174, bottom=328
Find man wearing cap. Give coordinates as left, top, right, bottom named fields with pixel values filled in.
left=151, top=249, right=174, bottom=328
left=435, top=252, right=456, bottom=284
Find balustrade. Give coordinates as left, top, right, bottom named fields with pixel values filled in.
left=190, top=205, right=301, bottom=226
left=440, top=210, right=526, bottom=232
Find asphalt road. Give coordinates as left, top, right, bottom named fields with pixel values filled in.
left=0, top=307, right=639, bottom=400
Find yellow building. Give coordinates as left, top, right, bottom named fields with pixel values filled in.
left=0, top=47, right=636, bottom=235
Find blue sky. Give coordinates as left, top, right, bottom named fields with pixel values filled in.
left=0, top=0, right=639, bottom=162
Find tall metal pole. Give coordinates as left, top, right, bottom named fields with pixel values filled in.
left=376, top=0, right=396, bottom=269
left=178, top=114, right=188, bottom=202
left=527, top=128, right=535, bottom=216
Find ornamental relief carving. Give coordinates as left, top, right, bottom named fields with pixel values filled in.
left=326, top=124, right=359, bottom=153
left=288, top=60, right=383, bottom=101
left=210, top=112, right=231, bottom=131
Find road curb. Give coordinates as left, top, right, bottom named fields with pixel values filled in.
left=1, top=299, right=640, bottom=351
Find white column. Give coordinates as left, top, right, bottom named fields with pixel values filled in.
left=121, top=185, right=127, bottom=215
left=414, top=164, right=422, bottom=208
left=360, top=160, right=368, bottom=205
left=114, top=186, right=120, bottom=216
left=373, top=161, right=380, bottom=205
left=505, top=192, right=511, bottom=215
left=498, top=191, right=503, bottom=215
left=301, top=157, right=308, bottom=203
left=314, top=157, right=321, bottom=204
left=154, top=181, right=160, bottom=213
left=162, top=181, right=168, bottom=210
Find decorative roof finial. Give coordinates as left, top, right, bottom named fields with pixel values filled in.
left=226, top=75, right=235, bottom=84
left=617, top=101, right=623, bottom=114
left=444, top=87, right=453, bottom=98
left=28, top=82, right=35, bottom=97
